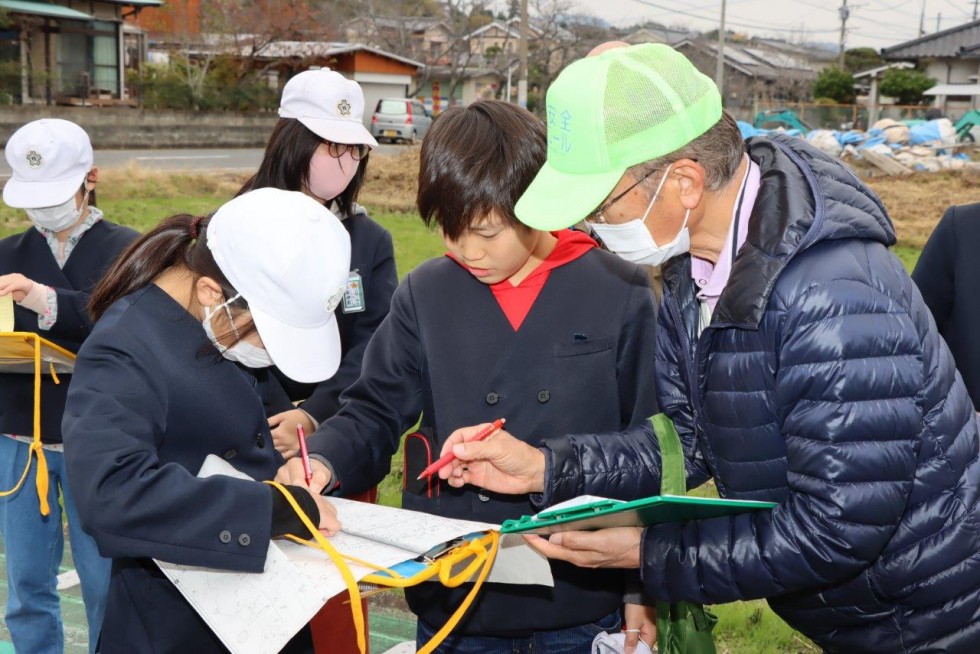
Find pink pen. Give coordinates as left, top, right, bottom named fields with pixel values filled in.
left=297, top=425, right=312, bottom=487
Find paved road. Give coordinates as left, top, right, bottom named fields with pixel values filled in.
left=0, top=143, right=406, bottom=178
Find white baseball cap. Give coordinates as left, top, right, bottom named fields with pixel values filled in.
left=3, top=119, right=93, bottom=209
left=206, top=188, right=352, bottom=384
left=278, top=69, right=379, bottom=148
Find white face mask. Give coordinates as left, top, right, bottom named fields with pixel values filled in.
left=26, top=190, right=87, bottom=232
left=589, top=164, right=691, bottom=267
left=201, top=293, right=274, bottom=369
left=307, top=149, right=358, bottom=203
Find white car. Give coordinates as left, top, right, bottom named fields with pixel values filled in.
left=370, top=98, right=433, bottom=144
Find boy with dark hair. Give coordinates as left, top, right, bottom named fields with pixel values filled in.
left=279, top=99, right=660, bottom=651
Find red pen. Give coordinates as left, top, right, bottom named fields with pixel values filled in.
left=297, top=425, right=312, bottom=487
left=417, top=418, right=505, bottom=481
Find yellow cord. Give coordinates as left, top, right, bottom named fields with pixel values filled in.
left=265, top=481, right=500, bottom=654
left=266, top=481, right=366, bottom=653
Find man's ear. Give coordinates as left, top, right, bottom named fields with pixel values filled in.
left=195, top=276, right=224, bottom=310
left=671, top=159, right=706, bottom=211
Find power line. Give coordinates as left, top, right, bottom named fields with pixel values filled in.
left=628, top=0, right=845, bottom=33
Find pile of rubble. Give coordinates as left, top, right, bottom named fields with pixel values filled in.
left=739, top=118, right=978, bottom=175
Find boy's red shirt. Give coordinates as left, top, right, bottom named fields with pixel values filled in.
left=447, top=229, right=597, bottom=330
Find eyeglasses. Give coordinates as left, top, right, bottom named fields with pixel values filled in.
left=584, top=167, right=661, bottom=224
left=325, top=142, right=370, bottom=161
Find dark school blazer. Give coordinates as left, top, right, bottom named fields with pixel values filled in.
left=0, top=220, right=137, bottom=443
left=62, top=285, right=312, bottom=654
left=310, top=249, right=661, bottom=637
left=268, top=207, right=397, bottom=421
left=913, top=202, right=980, bottom=409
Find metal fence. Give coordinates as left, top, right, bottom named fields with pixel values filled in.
left=737, top=103, right=935, bottom=132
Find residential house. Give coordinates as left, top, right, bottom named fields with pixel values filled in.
left=623, top=24, right=693, bottom=46
left=675, top=39, right=816, bottom=115
left=0, top=0, right=160, bottom=105
left=176, top=38, right=423, bottom=126
left=414, top=65, right=499, bottom=111
left=344, top=16, right=453, bottom=66
left=881, top=19, right=980, bottom=117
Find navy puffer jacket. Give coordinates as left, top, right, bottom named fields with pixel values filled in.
left=539, top=135, right=980, bottom=652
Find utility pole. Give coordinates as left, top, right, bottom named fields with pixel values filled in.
left=919, top=0, right=926, bottom=35
left=838, top=0, right=849, bottom=68
left=937, top=12, right=941, bottom=32
left=715, top=0, right=727, bottom=98
left=518, top=0, right=528, bottom=109
left=974, top=0, right=978, bottom=21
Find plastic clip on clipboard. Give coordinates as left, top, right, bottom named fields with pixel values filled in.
left=499, top=494, right=777, bottom=535
left=268, top=480, right=499, bottom=654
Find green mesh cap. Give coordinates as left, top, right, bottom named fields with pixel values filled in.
left=515, top=43, right=723, bottom=231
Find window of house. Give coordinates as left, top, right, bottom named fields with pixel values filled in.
left=92, top=22, right=119, bottom=95
left=0, top=29, right=20, bottom=103
left=57, top=20, right=119, bottom=97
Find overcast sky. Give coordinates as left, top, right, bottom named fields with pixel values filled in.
left=503, top=0, right=975, bottom=50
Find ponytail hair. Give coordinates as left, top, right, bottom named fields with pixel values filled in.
left=89, top=213, right=240, bottom=322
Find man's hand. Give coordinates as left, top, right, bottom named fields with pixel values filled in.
left=523, top=528, right=643, bottom=569
left=268, top=409, right=315, bottom=458
left=623, top=602, right=657, bottom=654
left=437, top=424, right=546, bottom=495
left=0, top=273, right=35, bottom=303
left=276, top=457, right=332, bottom=495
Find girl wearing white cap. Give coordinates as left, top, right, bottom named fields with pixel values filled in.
left=61, top=188, right=350, bottom=653
left=239, top=70, right=397, bottom=652
left=0, top=118, right=139, bottom=654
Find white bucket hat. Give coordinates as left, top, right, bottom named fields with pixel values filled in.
left=278, top=69, right=379, bottom=148
left=3, top=119, right=93, bottom=209
left=206, top=188, right=352, bottom=383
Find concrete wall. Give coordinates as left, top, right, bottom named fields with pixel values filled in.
left=0, top=106, right=279, bottom=149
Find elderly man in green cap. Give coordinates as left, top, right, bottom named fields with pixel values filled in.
left=437, top=43, right=980, bottom=652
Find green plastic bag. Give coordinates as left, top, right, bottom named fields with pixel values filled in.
left=650, top=414, right=718, bottom=654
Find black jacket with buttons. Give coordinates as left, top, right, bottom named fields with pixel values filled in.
left=309, top=250, right=660, bottom=637
left=62, top=284, right=311, bottom=653
left=912, top=202, right=980, bottom=408
left=0, top=219, right=138, bottom=443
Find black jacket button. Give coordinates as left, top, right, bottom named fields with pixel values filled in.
left=256, top=433, right=266, bottom=448
left=537, top=389, right=551, bottom=403
left=238, top=534, right=251, bottom=547
left=223, top=448, right=237, bottom=460
left=486, top=392, right=499, bottom=405
left=219, top=530, right=232, bottom=544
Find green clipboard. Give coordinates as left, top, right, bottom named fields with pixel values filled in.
left=499, top=494, right=776, bottom=535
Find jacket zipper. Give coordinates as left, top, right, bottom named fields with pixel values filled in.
left=664, top=283, right=723, bottom=492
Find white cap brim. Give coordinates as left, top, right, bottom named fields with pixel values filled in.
left=295, top=115, right=379, bottom=148
left=250, top=304, right=342, bottom=384
left=2, top=174, right=83, bottom=209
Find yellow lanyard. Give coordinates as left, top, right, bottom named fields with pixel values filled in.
left=266, top=481, right=499, bottom=654
left=0, top=333, right=53, bottom=516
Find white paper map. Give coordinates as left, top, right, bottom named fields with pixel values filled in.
left=155, top=455, right=552, bottom=654
left=0, top=294, right=13, bottom=332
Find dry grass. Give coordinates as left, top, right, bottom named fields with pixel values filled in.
left=866, top=169, right=980, bottom=249
left=361, top=147, right=421, bottom=214
left=99, top=164, right=249, bottom=199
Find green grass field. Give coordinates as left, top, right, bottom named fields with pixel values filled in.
left=0, top=172, right=929, bottom=653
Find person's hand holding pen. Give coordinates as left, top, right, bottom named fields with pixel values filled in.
left=437, top=423, right=547, bottom=495
left=276, top=457, right=332, bottom=495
